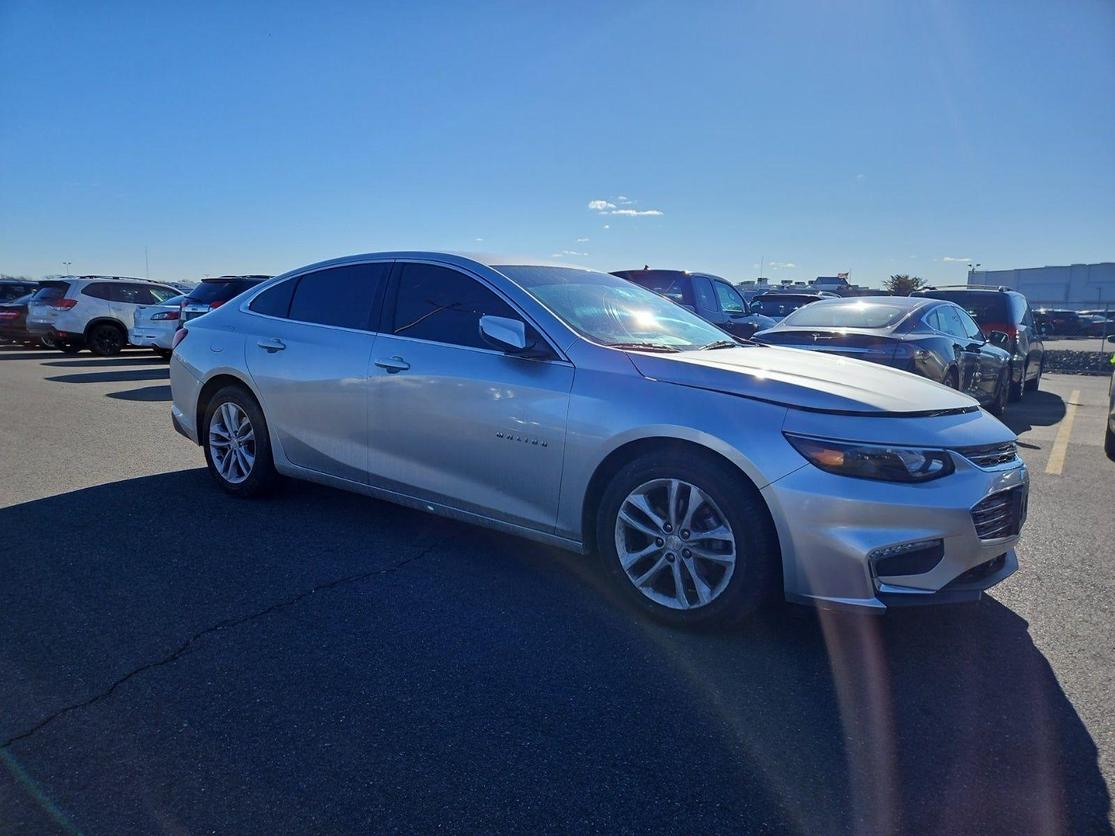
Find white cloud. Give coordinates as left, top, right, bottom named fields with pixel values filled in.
left=576, top=237, right=590, bottom=243
left=474, top=237, right=484, bottom=242
left=942, top=256, right=971, bottom=263
left=602, top=224, right=610, bottom=229
left=855, top=173, right=865, bottom=181
left=552, top=250, right=589, bottom=258
left=768, top=261, right=796, bottom=269
left=588, top=197, right=663, bottom=216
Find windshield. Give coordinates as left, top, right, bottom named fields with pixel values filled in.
left=496, top=265, right=733, bottom=350
left=750, top=295, right=820, bottom=318
left=781, top=299, right=913, bottom=329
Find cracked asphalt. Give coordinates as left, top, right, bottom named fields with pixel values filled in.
left=1, top=345, right=1112, bottom=834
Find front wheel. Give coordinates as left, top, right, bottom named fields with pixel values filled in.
left=596, top=450, right=780, bottom=627
left=1105, top=427, right=1115, bottom=462
left=202, top=386, right=278, bottom=497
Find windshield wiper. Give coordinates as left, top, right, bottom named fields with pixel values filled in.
left=698, top=339, right=743, bottom=350
left=606, top=342, right=682, bottom=353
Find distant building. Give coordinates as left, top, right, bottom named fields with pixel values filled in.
left=735, top=273, right=879, bottom=299
left=968, top=263, right=1115, bottom=310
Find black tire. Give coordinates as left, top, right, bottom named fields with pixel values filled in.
left=1024, top=357, right=1042, bottom=392
left=153, top=348, right=172, bottom=359
left=202, top=385, right=278, bottom=497
left=1106, top=428, right=1115, bottom=463
left=596, top=448, right=780, bottom=628
left=1009, top=362, right=1026, bottom=402
left=57, top=341, right=82, bottom=354
left=88, top=322, right=126, bottom=356
left=38, top=333, right=57, bottom=349
left=988, top=370, right=1008, bottom=418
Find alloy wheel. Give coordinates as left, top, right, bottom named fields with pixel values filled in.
left=614, top=478, right=737, bottom=610
left=208, top=402, right=256, bottom=484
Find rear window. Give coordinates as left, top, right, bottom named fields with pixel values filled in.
left=750, top=295, right=821, bottom=317
left=31, top=282, right=70, bottom=302
left=781, top=300, right=913, bottom=329
left=917, top=291, right=1010, bottom=323
left=615, top=272, right=695, bottom=307
left=188, top=279, right=262, bottom=305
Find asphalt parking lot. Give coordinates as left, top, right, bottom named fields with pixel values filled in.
left=1, top=346, right=1112, bottom=834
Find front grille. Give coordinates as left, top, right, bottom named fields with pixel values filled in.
left=957, top=441, right=1019, bottom=469
left=970, top=486, right=1027, bottom=540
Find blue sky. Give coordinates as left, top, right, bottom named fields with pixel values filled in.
left=2, top=1, right=1113, bottom=286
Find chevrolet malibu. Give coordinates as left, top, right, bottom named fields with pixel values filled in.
left=169, top=253, right=1028, bottom=626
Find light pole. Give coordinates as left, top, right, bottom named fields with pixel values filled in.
left=62, top=260, right=72, bottom=276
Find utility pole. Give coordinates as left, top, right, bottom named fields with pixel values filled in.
left=62, top=260, right=72, bottom=276
left=145, top=247, right=150, bottom=279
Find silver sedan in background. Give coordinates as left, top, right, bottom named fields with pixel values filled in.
left=169, top=253, right=1027, bottom=626
left=130, top=293, right=187, bottom=357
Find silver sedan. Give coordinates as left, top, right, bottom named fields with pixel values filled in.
left=169, top=253, right=1027, bottom=625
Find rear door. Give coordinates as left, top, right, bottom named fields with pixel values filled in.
left=366, top=261, right=574, bottom=532
left=245, top=263, right=389, bottom=483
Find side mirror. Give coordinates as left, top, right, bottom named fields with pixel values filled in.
left=988, top=330, right=1011, bottom=348
left=479, top=315, right=528, bottom=353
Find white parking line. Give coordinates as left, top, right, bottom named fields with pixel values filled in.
left=1045, top=389, right=1081, bottom=475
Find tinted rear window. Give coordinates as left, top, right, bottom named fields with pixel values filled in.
left=188, top=280, right=261, bottom=304
left=782, top=300, right=914, bottom=329
left=750, top=295, right=821, bottom=317
left=31, top=282, right=70, bottom=302
left=615, top=272, right=695, bottom=307
left=918, top=291, right=1010, bottom=323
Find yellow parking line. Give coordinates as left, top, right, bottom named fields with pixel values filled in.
left=1045, top=389, right=1081, bottom=475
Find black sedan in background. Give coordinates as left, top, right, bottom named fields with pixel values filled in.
left=753, top=296, right=1013, bottom=416
left=0, top=293, right=47, bottom=346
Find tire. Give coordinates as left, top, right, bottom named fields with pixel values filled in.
left=88, top=322, right=126, bottom=356
left=988, top=370, right=1008, bottom=418
left=1106, top=427, right=1115, bottom=463
left=202, top=385, right=278, bottom=497
left=39, top=333, right=57, bottom=349
left=1009, top=362, right=1026, bottom=402
left=1025, top=357, right=1042, bottom=392
left=57, top=341, right=82, bottom=354
left=596, top=448, right=780, bottom=628
left=154, top=348, right=172, bottom=359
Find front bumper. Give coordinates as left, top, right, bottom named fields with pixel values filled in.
left=762, top=454, right=1028, bottom=613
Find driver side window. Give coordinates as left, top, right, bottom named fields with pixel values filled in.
left=713, top=281, right=746, bottom=314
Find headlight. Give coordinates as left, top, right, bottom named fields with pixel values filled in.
left=784, top=433, right=955, bottom=483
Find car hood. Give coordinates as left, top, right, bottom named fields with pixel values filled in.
left=627, top=345, right=978, bottom=415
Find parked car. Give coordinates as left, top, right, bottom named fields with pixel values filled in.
left=914, top=286, right=1044, bottom=400
left=748, top=292, right=829, bottom=323
left=753, top=296, right=1013, bottom=416
left=170, top=252, right=1027, bottom=626
left=1107, top=345, right=1115, bottom=461
left=0, top=278, right=38, bottom=303
left=179, top=276, right=271, bottom=326
left=1079, top=314, right=1113, bottom=338
left=610, top=269, right=775, bottom=339
left=26, top=277, right=181, bottom=355
left=0, top=293, right=45, bottom=345
left=129, top=294, right=187, bottom=358
left=1033, top=308, right=1083, bottom=337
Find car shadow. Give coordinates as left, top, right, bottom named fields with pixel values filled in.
left=45, top=368, right=169, bottom=385
left=43, top=357, right=167, bottom=368
left=0, top=349, right=63, bottom=361
left=106, top=385, right=171, bottom=402
left=1004, top=389, right=1067, bottom=435
left=0, top=471, right=1109, bottom=833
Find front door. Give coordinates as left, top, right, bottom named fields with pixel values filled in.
left=366, top=262, right=574, bottom=533
left=246, top=262, right=389, bottom=483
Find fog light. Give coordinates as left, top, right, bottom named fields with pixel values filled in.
left=869, top=538, right=944, bottom=577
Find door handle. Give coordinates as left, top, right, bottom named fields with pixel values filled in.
left=375, top=355, right=410, bottom=373
left=257, top=338, right=286, bottom=353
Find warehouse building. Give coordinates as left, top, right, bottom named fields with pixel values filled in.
left=968, top=262, right=1115, bottom=310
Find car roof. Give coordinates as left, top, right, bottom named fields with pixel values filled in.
left=199, top=275, right=271, bottom=283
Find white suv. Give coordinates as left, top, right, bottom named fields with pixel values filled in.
left=27, top=276, right=180, bottom=356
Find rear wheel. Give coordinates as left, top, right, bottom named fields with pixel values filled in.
left=1024, top=357, right=1042, bottom=392
left=88, top=323, right=126, bottom=356
left=1009, top=361, right=1026, bottom=401
left=988, top=370, right=1009, bottom=417
left=596, top=449, right=779, bottom=627
left=38, top=333, right=56, bottom=348
left=202, top=386, right=278, bottom=497
left=1106, top=427, right=1115, bottom=462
